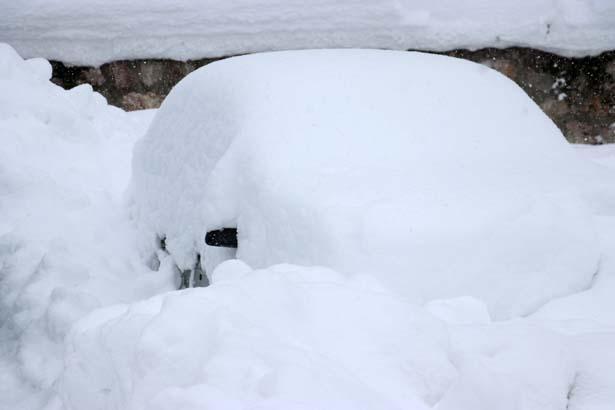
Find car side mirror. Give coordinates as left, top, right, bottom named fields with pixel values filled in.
left=205, top=228, right=238, bottom=248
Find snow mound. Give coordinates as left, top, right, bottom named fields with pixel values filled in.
left=0, top=43, right=171, bottom=408
left=132, top=49, right=599, bottom=319
left=59, top=261, right=615, bottom=410
left=2, top=1, right=615, bottom=65
left=60, top=262, right=456, bottom=410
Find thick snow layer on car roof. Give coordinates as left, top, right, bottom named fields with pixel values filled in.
left=131, top=49, right=599, bottom=319
left=2, top=1, right=615, bottom=65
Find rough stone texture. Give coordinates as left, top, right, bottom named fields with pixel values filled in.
left=50, top=58, right=217, bottom=110
left=50, top=48, right=615, bottom=143
left=121, top=92, right=165, bottom=111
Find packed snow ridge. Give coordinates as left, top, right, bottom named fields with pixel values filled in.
left=1, top=1, right=615, bottom=65
left=1, top=43, right=615, bottom=410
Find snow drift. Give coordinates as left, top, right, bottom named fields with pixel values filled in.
left=59, top=260, right=615, bottom=410
left=0, top=43, right=172, bottom=409
left=60, top=262, right=456, bottom=410
left=131, top=49, right=599, bottom=319
left=2, top=0, right=615, bottom=65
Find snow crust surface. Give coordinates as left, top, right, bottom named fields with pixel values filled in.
left=132, top=49, right=599, bottom=319
left=2, top=1, right=615, bottom=65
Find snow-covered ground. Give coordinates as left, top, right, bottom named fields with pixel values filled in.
left=1, top=43, right=615, bottom=409
left=2, top=1, right=615, bottom=65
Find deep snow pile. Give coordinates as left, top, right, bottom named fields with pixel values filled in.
left=65, top=137, right=615, bottom=410
left=2, top=42, right=615, bottom=410
left=132, top=49, right=599, bottom=319
left=531, top=145, right=615, bottom=335
left=56, top=142, right=615, bottom=409
left=59, top=260, right=615, bottom=410
left=2, top=1, right=615, bottom=65
left=0, top=44, right=173, bottom=409
left=60, top=263, right=456, bottom=410
left=58, top=141, right=615, bottom=410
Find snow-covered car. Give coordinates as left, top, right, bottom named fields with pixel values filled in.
left=131, top=49, right=599, bottom=319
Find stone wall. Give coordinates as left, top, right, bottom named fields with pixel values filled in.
left=51, top=48, right=615, bottom=144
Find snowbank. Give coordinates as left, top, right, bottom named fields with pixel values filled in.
left=131, top=49, right=599, bottom=319
left=2, top=1, right=615, bottom=65
left=59, top=261, right=615, bottom=410
left=60, top=262, right=456, bottom=410
left=0, top=43, right=172, bottom=408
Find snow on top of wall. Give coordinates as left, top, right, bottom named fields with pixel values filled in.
left=131, top=49, right=599, bottom=319
left=1, top=0, right=615, bottom=65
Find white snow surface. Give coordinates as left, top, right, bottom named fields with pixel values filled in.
left=131, top=49, right=599, bottom=319
left=61, top=263, right=455, bottom=410
left=2, top=43, right=615, bottom=410
left=0, top=43, right=174, bottom=409
left=60, top=259, right=615, bottom=410
left=2, top=1, right=615, bottom=65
